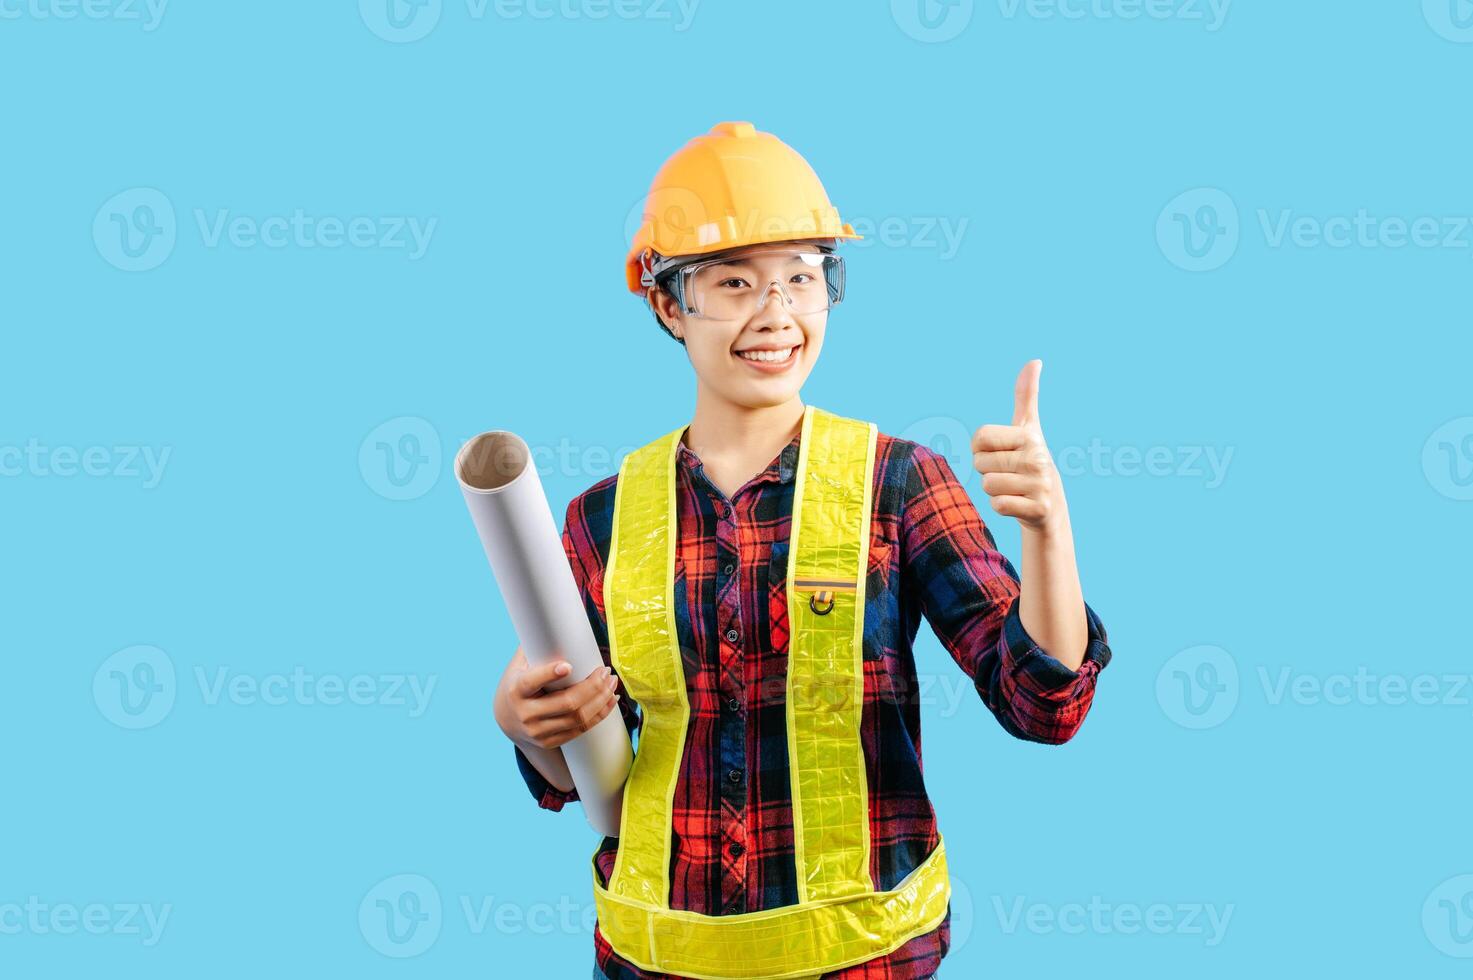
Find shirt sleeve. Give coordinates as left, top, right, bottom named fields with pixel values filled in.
left=901, top=443, right=1111, bottom=745
left=513, top=492, right=640, bottom=811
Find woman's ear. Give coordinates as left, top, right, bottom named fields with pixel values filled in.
left=649, top=288, right=684, bottom=342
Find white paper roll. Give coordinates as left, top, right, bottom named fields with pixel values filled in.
left=455, top=430, right=631, bottom=837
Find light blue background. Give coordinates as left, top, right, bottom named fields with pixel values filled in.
left=3, top=1, right=1470, bottom=976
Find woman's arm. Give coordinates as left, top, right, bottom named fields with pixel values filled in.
left=903, top=439, right=1108, bottom=744
left=1018, top=512, right=1087, bottom=672
left=519, top=741, right=576, bottom=793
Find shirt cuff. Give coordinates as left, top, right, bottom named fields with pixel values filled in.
left=514, top=743, right=580, bottom=812
left=1001, top=595, right=1112, bottom=701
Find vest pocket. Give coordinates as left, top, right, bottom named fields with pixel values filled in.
left=768, top=538, right=895, bottom=662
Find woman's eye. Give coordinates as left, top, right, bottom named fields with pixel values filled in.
left=718, top=277, right=750, bottom=289
left=790, top=272, right=816, bottom=285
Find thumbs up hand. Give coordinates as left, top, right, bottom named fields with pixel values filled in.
left=971, top=360, right=1066, bottom=534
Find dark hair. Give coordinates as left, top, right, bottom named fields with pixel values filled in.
left=649, top=273, right=685, bottom=346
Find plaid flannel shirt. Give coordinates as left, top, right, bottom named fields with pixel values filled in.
left=513, top=426, right=1112, bottom=979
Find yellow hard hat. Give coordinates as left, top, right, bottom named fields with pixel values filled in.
left=625, top=121, right=861, bottom=295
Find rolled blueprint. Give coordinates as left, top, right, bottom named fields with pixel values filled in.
left=455, top=430, right=631, bottom=837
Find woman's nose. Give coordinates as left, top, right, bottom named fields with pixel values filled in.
left=755, top=278, right=789, bottom=311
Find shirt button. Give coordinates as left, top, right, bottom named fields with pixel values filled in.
left=722, top=562, right=734, bottom=575
left=725, top=902, right=741, bottom=915
left=726, top=768, right=742, bottom=784
left=725, top=696, right=740, bottom=712
left=725, top=628, right=740, bottom=644
left=729, top=841, right=744, bottom=856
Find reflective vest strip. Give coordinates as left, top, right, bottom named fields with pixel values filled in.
left=593, top=835, right=950, bottom=979
left=787, top=406, right=878, bottom=904
left=604, top=423, right=687, bottom=910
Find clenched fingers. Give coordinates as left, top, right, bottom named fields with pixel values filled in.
left=987, top=493, right=1050, bottom=523
left=971, top=423, right=1029, bottom=453
left=981, top=471, right=1045, bottom=498
left=521, top=665, right=619, bottom=725
left=524, top=689, right=620, bottom=746
left=513, top=654, right=573, bottom=699
left=972, top=446, right=1054, bottom=475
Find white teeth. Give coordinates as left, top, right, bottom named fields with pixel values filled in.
left=736, top=346, right=796, bottom=363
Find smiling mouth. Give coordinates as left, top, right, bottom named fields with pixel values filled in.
left=734, top=344, right=800, bottom=364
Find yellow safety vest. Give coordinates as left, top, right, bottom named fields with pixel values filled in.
left=592, top=403, right=951, bottom=980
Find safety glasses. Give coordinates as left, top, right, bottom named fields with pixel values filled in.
left=658, top=246, right=846, bottom=322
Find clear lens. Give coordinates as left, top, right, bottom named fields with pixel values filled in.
left=680, top=249, right=844, bottom=321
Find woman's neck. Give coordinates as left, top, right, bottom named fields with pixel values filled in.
left=682, top=393, right=805, bottom=501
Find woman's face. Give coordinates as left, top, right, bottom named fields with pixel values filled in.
left=650, top=243, right=829, bottom=411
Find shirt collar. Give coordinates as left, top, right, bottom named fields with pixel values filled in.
left=677, top=431, right=800, bottom=486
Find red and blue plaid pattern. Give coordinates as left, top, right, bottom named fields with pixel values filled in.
left=514, top=428, right=1112, bottom=979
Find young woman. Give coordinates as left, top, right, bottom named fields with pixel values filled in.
left=492, top=122, right=1112, bottom=980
